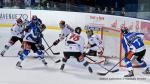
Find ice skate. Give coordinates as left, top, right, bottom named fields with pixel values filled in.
left=42, top=59, right=47, bottom=66
left=16, top=61, right=22, bottom=68
left=88, top=66, right=93, bottom=73
left=142, top=67, right=150, bottom=74
left=60, top=64, right=65, bottom=71
left=0, top=50, right=5, bottom=57
left=124, top=70, right=134, bottom=77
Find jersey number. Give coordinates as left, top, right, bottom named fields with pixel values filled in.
left=69, top=34, right=80, bottom=41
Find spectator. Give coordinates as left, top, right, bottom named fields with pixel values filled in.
left=120, top=7, right=127, bottom=16
left=41, top=0, right=50, bottom=10
left=110, top=7, right=115, bottom=15
left=0, top=0, right=3, bottom=8
left=95, top=7, right=101, bottom=13
left=12, top=0, right=23, bottom=9
left=24, top=0, right=31, bottom=8
left=88, top=6, right=94, bottom=13
left=3, top=0, right=12, bottom=7
left=102, top=6, right=109, bottom=14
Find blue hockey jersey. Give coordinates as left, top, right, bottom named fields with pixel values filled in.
left=122, top=32, right=145, bottom=54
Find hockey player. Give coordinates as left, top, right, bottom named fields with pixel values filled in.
left=16, top=24, right=47, bottom=68
left=85, top=29, right=104, bottom=57
left=60, top=27, right=93, bottom=73
left=53, top=20, right=74, bottom=46
left=121, top=27, right=150, bottom=77
left=0, top=18, right=24, bottom=57
left=24, top=15, right=42, bottom=32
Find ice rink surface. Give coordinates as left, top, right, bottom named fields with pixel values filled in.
left=0, top=28, right=149, bottom=84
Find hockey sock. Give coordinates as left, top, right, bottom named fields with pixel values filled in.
left=36, top=50, right=44, bottom=59
left=19, top=50, right=30, bottom=61
left=139, top=60, right=147, bottom=67
left=124, top=57, right=133, bottom=70
left=62, top=58, right=67, bottom=64
left=3, top=43, right=11, bottom=51
left=80, top=60, right=90, bottom=67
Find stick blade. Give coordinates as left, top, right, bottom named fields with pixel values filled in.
left=53, top=52, right=60, bottom=55
left=111, top=69, right=119, bottom=73
left=97, top=72, right=107, bottom=76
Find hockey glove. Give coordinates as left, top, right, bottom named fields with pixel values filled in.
left=53, top=39, right=60, bottom=46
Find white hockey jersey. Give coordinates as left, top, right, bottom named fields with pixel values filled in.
left=64, top=32, right=85, bottom=53
left=59, top=24, right=74, bottom=41
left=11, top=23, right=24, bottom=38
left=88, top=34, right=103, bottom=51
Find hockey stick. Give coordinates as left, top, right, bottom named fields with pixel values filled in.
left=37, top=25, right=60, bottom=55
left=85, top=55, right=119, bottom=73
left=43, top=49, right=61, bottom=63
left=42, top=37, right=60, bottom=55
left=97, top=58, right=124, bottom=76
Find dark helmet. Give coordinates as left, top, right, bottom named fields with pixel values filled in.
left=121, top=27, right=129, bottom=34
left=75, top=27, right=82, bottom=34
left=16, top=18, right=23, bottom=24
left=59, top=20, right=65, bottom=28
left=32, top=15, right=38, bottom=20
left=59, top=20, right=65, bottom=25
left=86, top=29, right=93, bottom=37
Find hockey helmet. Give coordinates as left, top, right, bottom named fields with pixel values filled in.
left=16, top=18, right=23, bottom=24
left=121, top=27, right=129, bottom=34
left=59, top=20, right=65, bottom=28
left=32, top=15, right=38, bottom=23
left=86, top=29, right=93, bottom=37
left=59, top=20, right=65, bottom=25
left=75, top=27, right=82, bottom=34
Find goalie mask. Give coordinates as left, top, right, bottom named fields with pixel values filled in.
left=86, top=30, right=93, bottom=37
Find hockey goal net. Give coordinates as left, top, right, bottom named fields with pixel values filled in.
left=99, top=26, right=141, bottom=67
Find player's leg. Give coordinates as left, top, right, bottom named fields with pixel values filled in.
left=123, top=52, right=134, bottom=77
left=16, top=42, right=30, bottom=68
left=87, top=50, right=97, bottom=56
left=17, top=38, right=24, bottom=56
left=60, top=52, right=70, bottom=70
left=76, top=52, right=93, bottom=73
left=135, top=49, right=150, bottom=74
left=1, top=36, right=18, bottom=56
left=32, top=43, right=47, bottom=66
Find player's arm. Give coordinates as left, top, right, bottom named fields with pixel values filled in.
left=66, top=24, right=74, bottom=32
left=11, top=25, right=20, bottom=35
left=135, top=33, right=144, bottom=40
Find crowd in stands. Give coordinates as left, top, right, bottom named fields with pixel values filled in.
left=0, top=0, right=127, bottom=16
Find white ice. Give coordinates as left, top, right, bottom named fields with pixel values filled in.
left=0, top=28, right=149, bottom=84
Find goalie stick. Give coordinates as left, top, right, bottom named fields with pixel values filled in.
left=85, top=55, right=119, bottom=73
left=97, top=58, right=124, bottom=76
